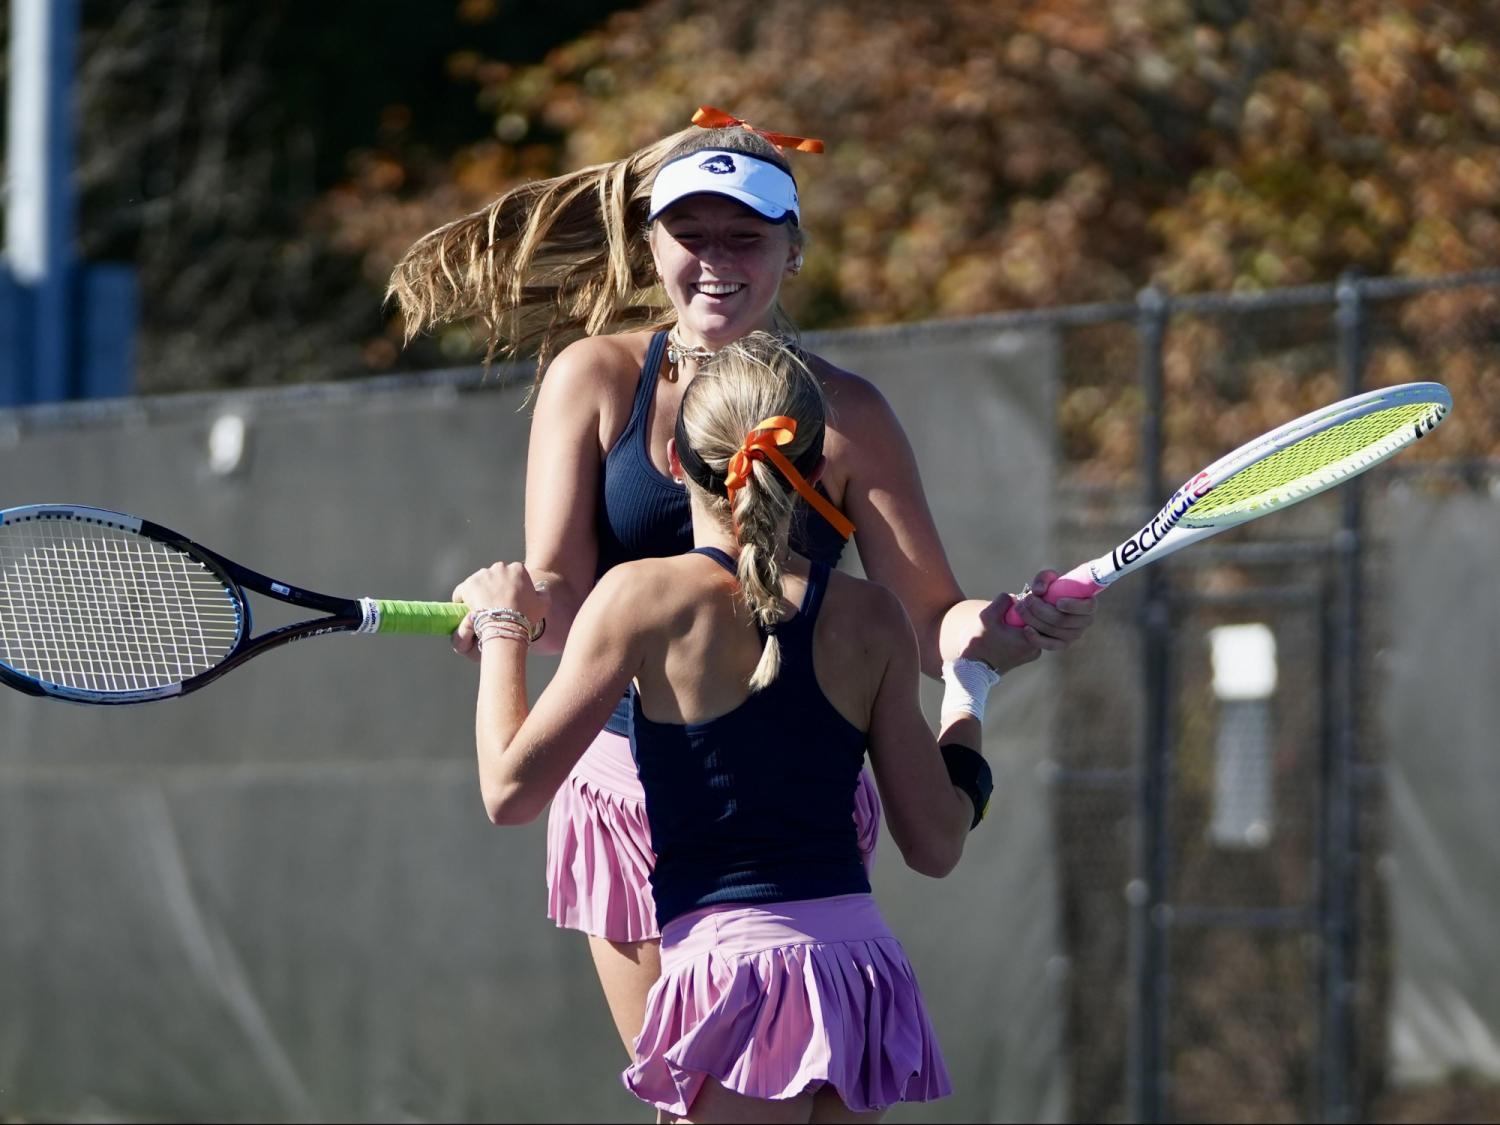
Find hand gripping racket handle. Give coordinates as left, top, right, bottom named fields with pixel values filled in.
left=361, top=599, right=470, bottom=635
left=1002, top=563, right=1106, bottom=628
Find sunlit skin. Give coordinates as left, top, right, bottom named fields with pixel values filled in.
left=649, top=195, right=800, bottom=350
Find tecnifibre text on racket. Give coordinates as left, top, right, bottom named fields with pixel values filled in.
left=1005, top=381, right=1452, bottom=624
left=0, top=504, right=471, bottom=704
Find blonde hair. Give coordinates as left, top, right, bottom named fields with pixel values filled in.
left=677, top=332, right=828, bottom=692
left=387, top=126, right=808, bottom=386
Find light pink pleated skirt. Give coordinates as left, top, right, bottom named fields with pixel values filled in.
left=622, top=893, right=952, bottom=1115
left=546, top=729, right=881, bottom=942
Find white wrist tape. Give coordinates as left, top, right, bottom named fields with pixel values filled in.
left=941, top=658, right=1002, bottom=721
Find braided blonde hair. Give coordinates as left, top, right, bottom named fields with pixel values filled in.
left=677, top=332, right=828, bottom=691
left=387, top=126, right=807, bottom=386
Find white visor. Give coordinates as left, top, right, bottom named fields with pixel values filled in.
left=648, top=149, right=800, bottom=224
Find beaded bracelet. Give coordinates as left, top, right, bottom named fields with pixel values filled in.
left=474, top=620, right=532, bottom=650
left=469, top=607, right=545, bottom=646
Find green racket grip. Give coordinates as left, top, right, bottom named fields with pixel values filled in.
left=358, top=598, right=468, bottom=636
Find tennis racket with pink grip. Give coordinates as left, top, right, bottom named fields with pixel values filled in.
left=1005, top=381, right=1452, bottom=625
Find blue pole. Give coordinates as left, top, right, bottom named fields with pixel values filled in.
left=6, top=0, right=78, bottom=404
left=35, top=0, right=78, bottom=402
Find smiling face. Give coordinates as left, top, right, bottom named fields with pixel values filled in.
left=649, top=195, right=801, bottom=350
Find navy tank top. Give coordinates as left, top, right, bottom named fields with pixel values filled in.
left=629, top=547, right=871, bottom=930
left=595, top=330, right=849, bottom=577
left=597, top=330, right=851, bottom=736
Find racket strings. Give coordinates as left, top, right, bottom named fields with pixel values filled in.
left=0, top=522, right=241, bottom=692
left=1186, top=402, right=1442, bottom=522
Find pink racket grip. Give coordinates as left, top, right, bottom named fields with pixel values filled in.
left=1003, top=564, right=1105, bottom=628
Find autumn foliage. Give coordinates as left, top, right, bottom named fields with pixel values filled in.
left=318, top=0, right=1500, bottom=476
left=330, top=0, right=1500, bottom=308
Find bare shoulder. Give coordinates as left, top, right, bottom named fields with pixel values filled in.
left=797, top=352, right=909, bottom=508
left=805, top=351, right=891, bottom=416
left=822, top=568, right=913, bottom=653
left=538, top=332, right=651, bottom=401
left=589, top=556, right=658, bottom=603
left=592, top=554, right=730, bottom=630
left=812, top=568, right=915, bottom=725
left=803, top=350, right=905, bottom=455
left=534, top=330, right=657, bottom=443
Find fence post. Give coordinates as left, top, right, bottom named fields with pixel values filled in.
left=1321, top=272, right=1366, bottom=1123
left=1129, top=284, right=1172, bottom=1124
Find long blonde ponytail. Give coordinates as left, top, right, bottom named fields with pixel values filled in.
left=676, top=333, right=829, bottom=691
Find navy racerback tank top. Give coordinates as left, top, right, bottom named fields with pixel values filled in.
left=596, top=330, right=851, bottom=736
left=594, top=330, right=848, bottom=577
left=629, top=547, right=871, bottom=930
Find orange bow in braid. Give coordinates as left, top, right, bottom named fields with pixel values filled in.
left=692, top=106, right=825, bottom=154
left=723, top=417, right=855, bottom=540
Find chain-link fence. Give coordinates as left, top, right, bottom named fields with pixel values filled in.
left=1037, top=268, right=1500, bottom=1124
left=1, top=270, right=1496, bottom=1124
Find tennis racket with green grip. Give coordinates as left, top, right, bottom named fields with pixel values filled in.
left=0, top=504, right=468, bottom=704
left=1005, top=380, right=1452, bottom=624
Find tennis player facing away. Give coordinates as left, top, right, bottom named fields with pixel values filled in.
left=453, top=334, right=1004, bottom=1122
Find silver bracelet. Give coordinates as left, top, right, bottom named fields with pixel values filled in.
left=474, top=620, right=532, bottom=650
left=469, top=607, right=543, bottom=644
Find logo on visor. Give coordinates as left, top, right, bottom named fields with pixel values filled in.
left=700, top=154, right=736, bottom=175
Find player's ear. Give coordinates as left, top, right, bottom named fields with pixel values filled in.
left=667, top=437, right=684, bottom=482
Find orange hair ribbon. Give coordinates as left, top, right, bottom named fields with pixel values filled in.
left=691, top=105, right=825, bottom=154
left=723, top=416, right=855, bottom=541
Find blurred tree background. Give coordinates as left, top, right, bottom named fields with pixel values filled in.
left=59, top=0, right=632, bottom=389
left=52, top=0, right=1500, bottom=405
left=29, top=0, right=1494, bottom=482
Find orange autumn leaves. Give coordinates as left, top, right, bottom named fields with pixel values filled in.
left=329, top=0, right=1500, bottom=475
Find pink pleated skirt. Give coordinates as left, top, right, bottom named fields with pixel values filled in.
left=546, top=729, right=882, bottom=942
left=622, top=893, right=952, bottom=1115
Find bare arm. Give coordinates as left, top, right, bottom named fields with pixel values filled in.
left=829, top=370, right=1094, bottom=677
left=864, top=585, right=984, bottom=878
left=455, top=563, right=642, bottom=825
left=519, top=339, right=618, bottom=655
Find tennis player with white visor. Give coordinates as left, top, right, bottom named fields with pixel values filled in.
left=389, top=104, right=1096, bottom=1071
left=648, top=145, right=804, bottom=224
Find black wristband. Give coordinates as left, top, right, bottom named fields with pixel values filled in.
left=941, top=743, right=994, bottom=830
